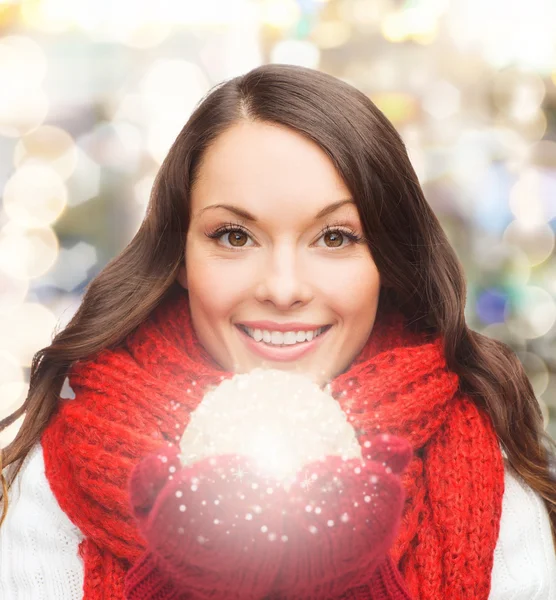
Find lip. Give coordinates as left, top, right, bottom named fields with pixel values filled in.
left=236, top=324, right=331, bottom=362
left=238, top=320, right=329, bottom=333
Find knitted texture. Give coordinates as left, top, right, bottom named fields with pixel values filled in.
left=124, top=433, right=411, bottom=599
left=40, top=282, right=505, bottom=599
left=126, top=551, right=411, bottom=600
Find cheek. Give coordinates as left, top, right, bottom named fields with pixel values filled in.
left=314, top=255, right=380, bottom=318
left=185, top=247, right=256, bottom=316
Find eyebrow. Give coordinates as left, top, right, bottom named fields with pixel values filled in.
left=197, top=198, right=356, bottom=221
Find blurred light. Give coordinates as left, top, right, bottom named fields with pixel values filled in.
left=3, top=165, right=67, bottom=228
left=446, top=0, right=556, bottom=72
left=474, top=241, right=531, bottom=287
left=422, top=81, right=460, bottom=120
left=261, top=0, right=301, bottom=28
left=350, top=0, right=383, bottom=26
left=540, top=260, right=556, bottom=297
left=0, top=350, right=26, bottom=418
left=66, top=0, right=104, bottom=31
left=134, top=174, right=156, bottom=209
left=505, top=286, right=556, bottom=339
left=451, top=130, right=492, bottom=192
left=14, top=125, right=78, bottom=180
left=66, top=148, right=101, bottom=207
left=480, top=322, right=527, bottom=351
left=0, top=36, right=48, bottom=137
left=21, top=0, right=73, bottom=33
left=492, top=70, right=545, bottom=122
left=118, top=22, right=171, bottom=49
left=312, top=20, right=352, bottom=49
left=160, top=0, right=257, bottom=25
left=140, top=60, right=209, bottom=164
left=510, top=82, right=545, bottom=123
left=0, top=271, right=29, bottom=315
left=401, top=124, right=426, bottom=182
left=381, top=6, right=439, bottom=44
left=0, top=223, right=59, bottom=280
left=78, top=2, right=171, bottom=48
left=0, top=90, right=49, bottom=139
left=509, top=167, right=554, bottom=226
left=78, top=121, right=143, bottom=172
left=528, top=140, right=556, bottom=170
left=22, top=0, right=257, bottom=30
left=496, top=96, right=547, bottom=142
left=542, top=374, right=556, bottom=410
left=509, top=111, right=548, bottom=143
left=140, top=59, right=205, bottom=109
left=130, top=174, right=157, bottom=231
left=41, top=242, right=98, bottom=292
left=370, top=92, right=419, bottom=125
left=516, top=351, right=550, bottom=398
left=0, top=302, right=57, bottom=367
left=0, top=35, right=47, bottom=89
left=0, top=35, right=48, bottom=137
left=503, top=221, right=554, bottom=266
left=112, top=93, right=145, bottom=124
left=348, top=59, right=397, bottom=90
left=48, top=293, right=81, bottom=332
left=476, top=288, right=507, bottom=325
left=473, top=162, right=514, bottom=235
left=491, top=127, right=531, bottom=173
left=381, top=12, right=406, bottom=43
left=270, top=40, right=320, bottom=69
left=197, top=19, right=262, bottom=79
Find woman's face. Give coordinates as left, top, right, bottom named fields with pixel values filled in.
left=178, top=121, right=380, bottom=385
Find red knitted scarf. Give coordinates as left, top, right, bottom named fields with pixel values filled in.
left=40, top=283, right=504, bottom=599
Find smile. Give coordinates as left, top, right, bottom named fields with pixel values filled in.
left=239, top=325, right=329, bottom=346
left=236, top=324, right=332, bottom=362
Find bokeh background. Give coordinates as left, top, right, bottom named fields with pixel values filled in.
left=1, top=0, right=556, bottom=447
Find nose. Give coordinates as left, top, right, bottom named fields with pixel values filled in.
left=254, top=244, right=313, bottom=310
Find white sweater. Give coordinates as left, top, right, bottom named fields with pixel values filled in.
left=1, top=442, right=555, bottom=599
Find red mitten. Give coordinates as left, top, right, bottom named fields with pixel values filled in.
left=126, top=445, right=288, bottom=600
left=269, top=434, right=412, bottom=599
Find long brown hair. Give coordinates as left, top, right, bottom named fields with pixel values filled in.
left=1, top=64, right=555, bottom=542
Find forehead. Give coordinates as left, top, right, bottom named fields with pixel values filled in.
left=191, top=121, right=353, bottom=220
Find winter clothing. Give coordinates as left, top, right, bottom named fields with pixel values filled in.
left=39, top=282, right=505, bottom=599
left=124, top=434, right=413, bottom=599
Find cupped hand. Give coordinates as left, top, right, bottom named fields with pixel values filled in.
left=269, top=433, right=412, bottom=599
left=127, top=433, right=412, bottom=600
left=128, top=446, right=287, bottom=600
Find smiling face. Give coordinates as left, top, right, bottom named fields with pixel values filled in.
left=178, top=121, right=381, bottom=385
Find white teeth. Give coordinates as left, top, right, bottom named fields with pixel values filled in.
left=283, top=332, right=298, bottom=345
left=271, top=331, right=284, bottom=345
left=243, top=326, right=327, bottom=345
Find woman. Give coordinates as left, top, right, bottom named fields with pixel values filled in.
left=1, top=63, right=555, bottom=599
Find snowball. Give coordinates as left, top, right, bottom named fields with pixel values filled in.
left=178, top=368, right=361, bottom=485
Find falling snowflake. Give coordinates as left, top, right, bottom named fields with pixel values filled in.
left=300, top=473, right=313, bottom=491
left=233, top=466, right=246, bottom=482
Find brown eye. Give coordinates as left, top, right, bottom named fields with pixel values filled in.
left=227, top=231, right=248, bottom=247
left=323, top=231, right=344, bottom=247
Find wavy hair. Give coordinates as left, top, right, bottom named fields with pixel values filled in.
left=1, top=64, right=555, bottom=542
